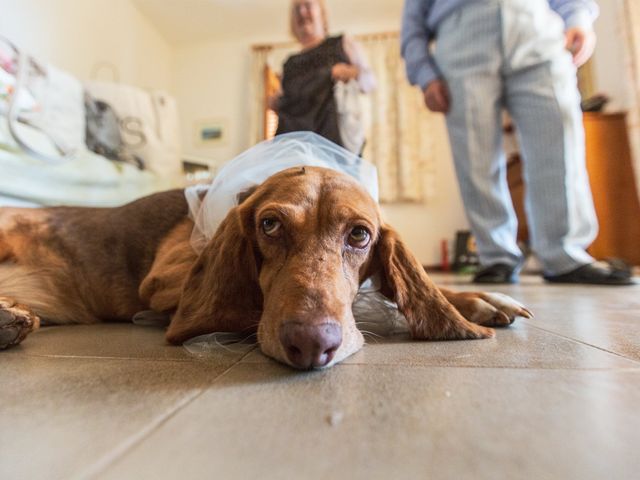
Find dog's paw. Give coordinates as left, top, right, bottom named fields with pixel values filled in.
left=466, top=292, right=533, bottom=327
left=454, top=322, right=495, bottom=340
left=410, top=315, right=495, bottom=341
left=0, top=298, right=40, bottom=350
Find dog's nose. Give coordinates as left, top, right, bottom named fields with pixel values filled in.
left=279, top=321, right=342, bottom=369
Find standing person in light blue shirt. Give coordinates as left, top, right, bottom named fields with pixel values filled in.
left=401, top=0, right=633, bottom=285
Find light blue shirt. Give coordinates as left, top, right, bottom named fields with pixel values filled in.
left=401, top=0, right=599, bottom=89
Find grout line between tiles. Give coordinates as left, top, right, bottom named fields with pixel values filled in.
left=18, top=352, right=231, bottom=363
left=522, top=320, right=640, bottom=365
left=76, top=348, right=257, bottom=480
left=72, top=388, right=204, bottom=480
left=334, top=363, right=640, bottom=371
left=237, top=357, right=640, bottom=371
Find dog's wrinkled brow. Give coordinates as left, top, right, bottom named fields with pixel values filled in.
left=329, top=205, right=376, bottom=229
left=255, top=204, right=306, bottom=227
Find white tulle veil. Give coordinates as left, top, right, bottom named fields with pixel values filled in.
left=185, top=131, right=379, bottom=253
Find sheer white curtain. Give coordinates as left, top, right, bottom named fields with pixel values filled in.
left=621, top=0, right=640, bottom=193
left=249, top=33, right=440, bottom=203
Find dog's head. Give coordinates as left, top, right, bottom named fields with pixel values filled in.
left=167, top=166, right=447, bottom=369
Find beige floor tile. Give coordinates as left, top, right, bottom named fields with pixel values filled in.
left=240, top=321, right=638, bottom=369
left=511, top=285, right=640, bottom=316
left=0, top=354, right=242, bottom=480
left=432, top=273, right=640, bottom=312
left=424, top=273, right=640, bottom=362
left=9, top=323, right=254, bottom=361
left=2, top=273, right=639, bottom=479
left=97, top=363, right=640, bottom=480
left=356, top=321, right=639, bottom=368
left=524, top=312, right=640, bottom=362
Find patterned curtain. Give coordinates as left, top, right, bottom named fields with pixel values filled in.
left=249, top=33, right=440, bottom=203
left=358, top=34, right=439, bottom=203
left=621, top=0, right=640, bottom=193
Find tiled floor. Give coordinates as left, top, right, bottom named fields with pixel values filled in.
left=1, top=274, right=639, bottom=480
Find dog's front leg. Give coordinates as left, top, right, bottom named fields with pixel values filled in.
left=375, top=226, right=495, bottom=340
left=397, top=283, right=496, bottom=340
left=139, top=220, right=197, bottom=314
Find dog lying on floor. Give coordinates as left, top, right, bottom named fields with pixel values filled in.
left=0, top=166, right=531, bottom=368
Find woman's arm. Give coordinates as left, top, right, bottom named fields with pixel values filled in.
left=340, top=35, right=377, bottom=93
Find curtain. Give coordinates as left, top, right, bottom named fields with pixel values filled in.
left=248, top=46, right=270, bottom=146
left=358, top=34, right=438, bottom=203
left=249, top=33, right=440, bottom=203
left=249, top=43, right=297, bottom=145
left=621, top=0, right=640, bottom=193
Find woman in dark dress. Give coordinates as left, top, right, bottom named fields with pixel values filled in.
left=270, top=0, right=375, bottom=151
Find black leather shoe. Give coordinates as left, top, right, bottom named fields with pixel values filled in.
left=543, top=261, right=635, bottom=285
left=473, top=263, right=518, bottom=284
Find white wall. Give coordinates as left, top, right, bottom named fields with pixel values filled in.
left=592, top=0, right=630, bottom=111
left=174, top=39, right=252, bottom=169
left=0, top=0, right=173, bottom=91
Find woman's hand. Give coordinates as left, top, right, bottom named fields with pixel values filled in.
left=267, top=90, right=282, bottom=111
left=423, top=79, right=450, bottom=113
left=565, top=27, right=596, bottom=67
left=331, top=63, right=359, bottom=82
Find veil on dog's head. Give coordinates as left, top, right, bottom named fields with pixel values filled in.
left=185, top=131, right=379, bottom=253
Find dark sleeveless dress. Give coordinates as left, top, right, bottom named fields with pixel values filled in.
left=275, top=35, right=350, bottom=148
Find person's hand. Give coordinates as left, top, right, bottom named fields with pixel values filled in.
left=565, top=27, right=596, bottom=67
left=423, top=79, right=450, bottom=113
left=331, top=63, right=359, bottom=82
left=267, top=90, right=282, bottom=111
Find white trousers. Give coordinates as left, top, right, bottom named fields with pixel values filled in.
left=434, top=0, right=598, bottom=275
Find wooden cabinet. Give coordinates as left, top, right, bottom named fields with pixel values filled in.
left=507, top=112, right=640, bottom=265
left=584, top=112, right=640, bottom=265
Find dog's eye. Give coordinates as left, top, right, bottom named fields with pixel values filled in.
left=348, top=226, right=370, bottom=248
left=261, top=218, right=282, bottom=237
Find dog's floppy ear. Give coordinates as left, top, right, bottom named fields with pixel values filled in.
left=371, top=224, right=493, bottom=340
left=165, top=205, right=262, bottom=344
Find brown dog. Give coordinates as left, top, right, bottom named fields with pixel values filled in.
left=0, top=167, right=531, bottom=368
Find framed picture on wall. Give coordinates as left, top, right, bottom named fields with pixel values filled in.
left=194, top=118, right=228, bottom=147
